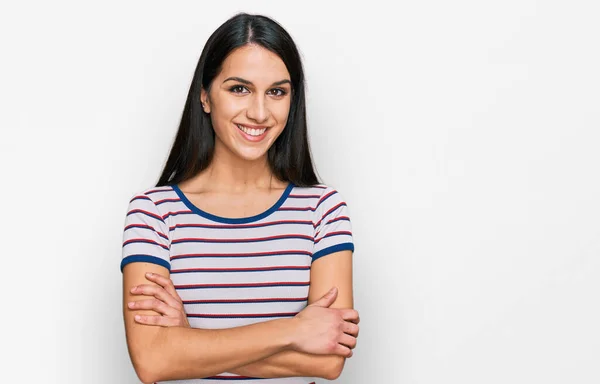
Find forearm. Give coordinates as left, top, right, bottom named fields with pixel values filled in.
left=230, top=350, right=345, bottom=380
left=131, top=318, right=295, bottom=383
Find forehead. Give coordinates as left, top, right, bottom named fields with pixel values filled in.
left=219, top=44, right=290, bottom=83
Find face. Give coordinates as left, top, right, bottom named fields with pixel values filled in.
left=201, top=44, right=292, bottom=162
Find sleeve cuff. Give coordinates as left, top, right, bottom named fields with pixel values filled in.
left=312, top=243, right=354, bottom=263
left=120, top=254, right=171, bottom=272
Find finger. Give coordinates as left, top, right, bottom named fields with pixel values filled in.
left=340, top=309, right=359, bottom=323
left=128, top=299, right=179, bottom=317
left=343, top=322, right=359, bottom=337
left=131, top=284, right=183, bottom=311
left=144, top=272, right=181, bottom=303
left=333, top=343, right=353, bottom=358
left=134, top=314, right=181, bottom=327
left=339, top=333, right=357, bottom=349
left=309, top=287, right=338, bottom=308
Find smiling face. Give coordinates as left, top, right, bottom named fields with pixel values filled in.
left=201, top=44, right=292, bottom=163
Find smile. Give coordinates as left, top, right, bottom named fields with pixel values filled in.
left=236, top=124, right=267, bottom=137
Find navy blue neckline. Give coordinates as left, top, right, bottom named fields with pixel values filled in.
left=171, top=183, right=294, bottom=224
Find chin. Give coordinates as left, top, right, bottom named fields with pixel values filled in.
left=234, top=147, right=270, bottom=162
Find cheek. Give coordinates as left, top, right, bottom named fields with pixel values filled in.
left=273, top=101, right=292, bottom=126
left=211, top=97, right=244, bottom=131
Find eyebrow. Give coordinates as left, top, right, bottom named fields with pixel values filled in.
left=223, top=77, right=291, bottom=87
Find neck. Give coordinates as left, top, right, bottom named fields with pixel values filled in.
left=187, top=142, right=283, bottom=193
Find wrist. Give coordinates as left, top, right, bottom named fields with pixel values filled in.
left=274, top=317, right=299, bottom=351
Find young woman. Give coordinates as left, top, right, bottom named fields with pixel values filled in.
left=121, top=13, right=359, bottom=384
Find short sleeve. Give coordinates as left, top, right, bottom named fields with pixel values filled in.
left=120, top=193, right=171, bottom=272
left=312, top=188, right=354, bottom=262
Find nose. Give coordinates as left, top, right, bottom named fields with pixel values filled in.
left=246, top=95, right=269, bottom=123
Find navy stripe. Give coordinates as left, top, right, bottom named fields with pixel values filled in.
left=172, top=234, right=312, bottom=245
left=145, top=188, right=173, bottom=195
left=315, top=202, right=347, bottom=227
left=288, top=194, right=321, bottom=199
left=155, top=198, right=181, bottom=205
left=314, top=231, right=352, bottom=244
left=315, top=190, right=337, bottom=210
left=129, top=195, right=151, bottom=203
left=124, top=224, right=169, bottom=240
left=123, top=238, right=169, bottom=250
left=163, top=210, right=194, bottom=219
left=120, top=254, right=170, bottom=271
left=175, top=282, right=310, bottom=290
left=325, top=216, right=350, bottom=226
left=169, top=220, right=314, bottom=231
left=188, top=312, right=298, bottom=319
left=183, top=297, right=308, bottom=304
left=170, top=250, right=312, bottom=260
left=278, top=206, right=316, bottom=212
left=127, top=208, right=165, bottom=224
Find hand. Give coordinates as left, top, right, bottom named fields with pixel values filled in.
left=291, top=287, right=360, bottom=357
left=127, top=272, right=190, bottom=328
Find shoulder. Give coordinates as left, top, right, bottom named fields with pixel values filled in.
left=291, top=183, right=347, bottom=202
left=128, top=185, right=177, bottom=203
left=290, top=183, right=350, bottom=218
left=126, top=185, right=179, bottom=216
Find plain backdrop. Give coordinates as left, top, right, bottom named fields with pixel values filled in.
left=1, top=0, right=599, bottom=383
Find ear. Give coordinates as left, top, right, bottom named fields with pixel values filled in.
left=200, top=88, right=211, bottom=113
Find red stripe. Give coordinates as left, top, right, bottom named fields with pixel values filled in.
left=170, top=250, right=312, bottom=260
left=188, top=312, right=298, bottom=318
left=183, top=297, right=308, bottom=304
left=127, top=208, right=164, bottom=222
left=316, top=190, right=337, bottom=207
left=314, top=202, right=346, bottom=228
left=123, top=238, right=169, bottom=250
left=172, top=234, right=313, bottom=243
left=129, top=195, right=151, bottom=203
left=175, top=281, right=309, bottom=289
left=169, top=219, right=314, bottom=230
left=145, top=187, right=172, bottom=194
left=155, top=198, right=181, bottom=204
left=162, top=210, right=193, bottom=219
left=124, top=224, right=168, bottom=239
left=325, top=215, right=350, bottom=226
left=314, top=230, right=352, bottom=244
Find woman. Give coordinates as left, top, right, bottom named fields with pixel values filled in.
left=121, top=12, right=359, bottom=384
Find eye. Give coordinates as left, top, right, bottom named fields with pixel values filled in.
left=268, top=88, right=287, bottom=97
left=229, top=85, right=249, bottom=94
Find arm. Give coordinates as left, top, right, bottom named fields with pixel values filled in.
left=121, top=192, right=353, bottom=383
left=229, top=250, right=356, bottom=380
left=123, top=262, right=298, bottom=383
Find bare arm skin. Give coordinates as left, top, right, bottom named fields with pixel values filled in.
left=123, top=261, right=356, bottom=383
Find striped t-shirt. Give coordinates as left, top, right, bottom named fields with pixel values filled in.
left=120, top=182, right=354, bottom=384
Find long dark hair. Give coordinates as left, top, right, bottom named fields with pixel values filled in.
left=156, top=13, right=320, bottom=188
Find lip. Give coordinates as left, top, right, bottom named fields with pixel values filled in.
left=235, top=123, right=269, bottom=142
left=235, top=123, right=268, bottom=129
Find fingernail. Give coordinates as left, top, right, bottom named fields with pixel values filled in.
left=130, top=286, right=137, bottom=293
left=128, top=302, right=134, bottom=308
left=146, top=272, right=153, bottom=277
left=134, top=315, right=141, bottom=321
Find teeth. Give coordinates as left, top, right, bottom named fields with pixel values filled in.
left=237, top=124, right=266, bottom=136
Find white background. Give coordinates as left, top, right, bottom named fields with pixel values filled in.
left=1, top=0, right=599, bottom=383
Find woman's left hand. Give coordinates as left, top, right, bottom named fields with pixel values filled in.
left=127, top=272, right=190, bottom=328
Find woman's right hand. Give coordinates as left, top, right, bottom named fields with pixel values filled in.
left=291, top=287, right=360, bottom=357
